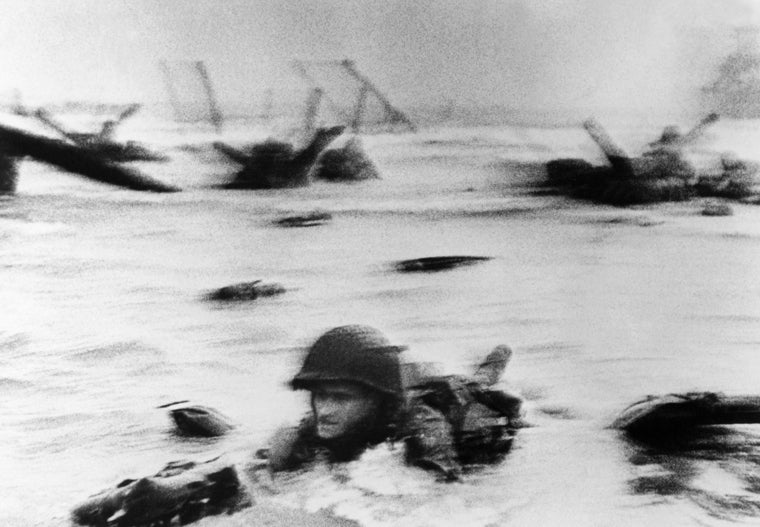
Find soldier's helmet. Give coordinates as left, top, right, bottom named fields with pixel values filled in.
left=291, top=325, right=406, bottom=398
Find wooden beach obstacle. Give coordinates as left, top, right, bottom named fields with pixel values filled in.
left=544, top=113, right=746, bottom=206
left=295, top=85, right=382, bottom=182
left=33, top=105, right=169, bottom=163
left=0, top=122, right=179, bottom=193
left=0, top=141, right=19, bottom=193
left=309, top=133, right=381, bottom=182
left=212, top=58, right=401, bottom=188
left=160, top=59, right=224, bottom=134
left=292, top=58, right=416, bottom=133
left=214, top=126, right=345, bottom=189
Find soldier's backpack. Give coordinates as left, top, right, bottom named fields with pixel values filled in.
left=406, top=374, right=521, bottom=465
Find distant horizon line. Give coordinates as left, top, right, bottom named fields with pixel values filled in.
left=0, top=97, right=720, bottom=130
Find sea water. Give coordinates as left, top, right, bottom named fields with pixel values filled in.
left=2, top=117, right=760, bottom=526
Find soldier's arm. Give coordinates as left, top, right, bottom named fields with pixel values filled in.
left=469, top=387, right=523, bottom=423
left=256, top=416, right=316, bottom=472
left=402, top=399, right=462, bottom=482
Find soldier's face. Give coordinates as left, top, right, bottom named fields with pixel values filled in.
left=311, top=382, right=381, bottom=440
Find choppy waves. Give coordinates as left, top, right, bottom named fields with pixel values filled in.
left=2, top=120, right=760, bottom=526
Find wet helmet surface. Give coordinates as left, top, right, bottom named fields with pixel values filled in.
left=291, top=325, right=406, bottom=397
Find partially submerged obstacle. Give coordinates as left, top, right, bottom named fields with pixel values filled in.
left=309, top=134, right=380, bottom=182
left=544, top=114, right=758, bottom=206
left=33, top=106, right=168, bottom=163
left=292, top=58, right=416, bottom=134
left=214, top=126, right=345, bottom=189
left=0, top=122, right=179, bottom=193
left=0, top=142, right=18, bottom=193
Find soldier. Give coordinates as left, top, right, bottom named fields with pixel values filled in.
left=647, top=125, right=683, bottom=149
left=640, top=125, right=696, bottom=184
left=255, top=325, right=522, bottom=481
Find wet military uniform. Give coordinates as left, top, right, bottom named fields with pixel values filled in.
left=260, top=372, right=522, bottom=481
left=259, top=325, right=522, bottom=481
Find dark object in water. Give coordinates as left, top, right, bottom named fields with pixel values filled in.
left=162, top=402, right=236, bottom=437
left=701, top=201, right=733, bottom=216
left=0, top=122, right=179, bottom=192
left=404, top=346, right=522, bottom=471
left=80, top=140, right=169, bottom=163
left=0, top=143, right=19, bottom=194
left=215, top=126, right=345, bottom=189
left=544, top=115, right=725, bottom=206
left=694, top=154, right=757, bottom=200
left=223, top=140, right=297, bottom=189
left=309, top=135, right=380, bottom=182
left=71, top=456, right=250, bottom=527
left=611, top=392, right=760, bottom=439
left=275, top=210, right=332, bottom=227
left=207, top=280, right=286, bottom=301
left=395, top=256, right=492, bottom=273
left=33, top=106, right=168, bottom=163
left=547, top=159, right=694, bottom=205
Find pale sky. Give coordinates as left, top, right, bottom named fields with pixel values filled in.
left=0, top=0, right=756, bottom=117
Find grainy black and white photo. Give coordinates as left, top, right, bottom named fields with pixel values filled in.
left=2, top=1, right=760, bottom=525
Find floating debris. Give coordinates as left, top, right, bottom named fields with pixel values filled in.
left=395, top=256, right=492, bottom=273
left=611, top=392, right=760, bottom=440
left=160, top=401, right=236, bottom=437
left=71, top=457, right=250, bottom=527
left=588, top=215, right=665, bottom=227
left=274, top=210, right=332, bottom=227
left=701, top=200, right=734, bottom=216
left=206, top=280, right=286, bottom=301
